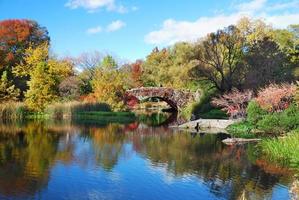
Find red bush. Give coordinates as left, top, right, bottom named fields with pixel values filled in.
left=211, top=89, right=253, bottom=119
left=255, top=83, right=296, bottom=112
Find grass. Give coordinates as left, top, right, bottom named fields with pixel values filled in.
left=226, top=121, right=256, bottom=138
left=0, top=101, right=135, bottom=125
left=260, top=129, right=299, bottom=169
left=0, top=102, right=27, bottom=122
left=45, top=101, right=112, bottom=119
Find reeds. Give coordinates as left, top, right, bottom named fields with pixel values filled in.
left=260, top=130, right=299, bottom=169
left=45, top=101, right=112, bottom=119
left=0, top=102, right=27, bottom=122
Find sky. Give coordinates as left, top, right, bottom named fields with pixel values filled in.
left=1, top=0, right=299, bottom=61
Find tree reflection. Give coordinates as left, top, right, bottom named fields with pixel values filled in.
left=0, top=122, right=61, bottom=197
left=130, top=130, right=293, bottom=199
left=0, top=121, right=294, bottom=200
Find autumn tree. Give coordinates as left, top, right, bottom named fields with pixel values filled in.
left=130, top=60, right=143, bottom=87
left=191, top=25, right=245, bottom=92
left=25, top=62, right=58, bottom=111
left=16, top=44, right=74, bottom=110
left=141, top=43, right=197, bottom=89
left=0, top=19, right=49, bottom=70
left=0, top=19, right=49, bottom=98
left=211, top=89, right=253, bottom=119
left=0, top=71, right=20, bottom=102
left=92, top=55, right=128, bottom=110
left=59, top=76, right=83, bottom=101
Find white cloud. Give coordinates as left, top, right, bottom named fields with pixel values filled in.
left=87, top=20, right=126, bottom=34
left=235, top=0, right=267, bottom=13
left=65, top=0, right=129, bottom=13
left=267, top=0, right=299, bottom=11
left=86, top=26, right=102, bottom=34
left=145, top=0, right=299, bottom=45
left=106, top=20, right=126, bottom=32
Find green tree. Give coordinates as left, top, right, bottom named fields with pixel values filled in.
left=0, top=71, right=20, bottom=102
left=190, top=25, right=245, bottom=92
left=141, top=43, right=197, bottom=90
left=243, top=37, right=293, bottom=90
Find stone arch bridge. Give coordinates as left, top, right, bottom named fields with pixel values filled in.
left=124, top=87, right=197, bottom=111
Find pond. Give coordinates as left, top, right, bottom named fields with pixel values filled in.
left=0, top=116, right=295, bottom=200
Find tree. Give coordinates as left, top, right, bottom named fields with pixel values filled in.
left=130, top=60, right=143, bottom=88
left=59, top=76, right=83, bottom=101
left=141, top=43, right=197, bottom=90
left=25, top=62, right=58, bottom=111
left=141, top=47, right=173, bottom=87
left=237, top=17, right=272, bottom=44
left=15, top=44, right=74, bottom=110
left=92, top=56, right=127, bottom=110
left=191, top=25, right=245, bottom=92
left=0, top=71, right=20, bottom=102
left=243, top=37, right=293, bottom=90
left=0, top=19, right=49, bottom=71
left=101, top=55, right=118, bottom=69
left=211, top=89, right=253, bottom=119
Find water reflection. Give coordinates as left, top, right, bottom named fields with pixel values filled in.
left=0, top=120, right=294, bottom=200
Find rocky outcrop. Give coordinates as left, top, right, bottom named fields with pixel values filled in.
left=177, top=119, right=237, bottom=130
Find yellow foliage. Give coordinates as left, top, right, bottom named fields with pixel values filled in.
left=13, top=43, right=49, bottom=77
left=92, top=66, right=128, bottom=110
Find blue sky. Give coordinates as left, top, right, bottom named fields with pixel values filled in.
left=1, top=0, right=299, bottom=61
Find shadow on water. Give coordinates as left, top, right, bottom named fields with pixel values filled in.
left=0, top=117, right=295, bottom=200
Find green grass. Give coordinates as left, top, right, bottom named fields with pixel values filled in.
left=226, top=121, right=256, bottom=138
left=260, top=130, right=299, bottom=169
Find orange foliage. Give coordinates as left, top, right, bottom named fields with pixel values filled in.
left=0, top=19, right=49, bottom=68
left=131, top=60, right=143, bottom=87
left=79, top=94, right=97, bottom=103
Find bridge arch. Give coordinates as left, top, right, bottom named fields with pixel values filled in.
left=124, top=87, right=195, bottom=111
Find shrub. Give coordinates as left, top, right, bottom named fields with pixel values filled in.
left=296, top=81, right=299, bottom=106
left=211, top=89, right=253, bottom=119
left=257, top=104, right=299, bottom=134
left=255, top=83, right=296, bottom=112
left=246, top=101, right=267, bottom=124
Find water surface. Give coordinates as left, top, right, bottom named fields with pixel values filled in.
left=0, top=119, right=294, bottom=200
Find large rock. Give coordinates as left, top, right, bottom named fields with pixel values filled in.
left=178, top=119, right=237, bottom=130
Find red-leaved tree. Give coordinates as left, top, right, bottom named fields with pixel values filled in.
left=0, top=19, right=49, bottom=70
left=211, top=89, right=253, bottom=119
left=131, top=60, right=143, bottom=87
